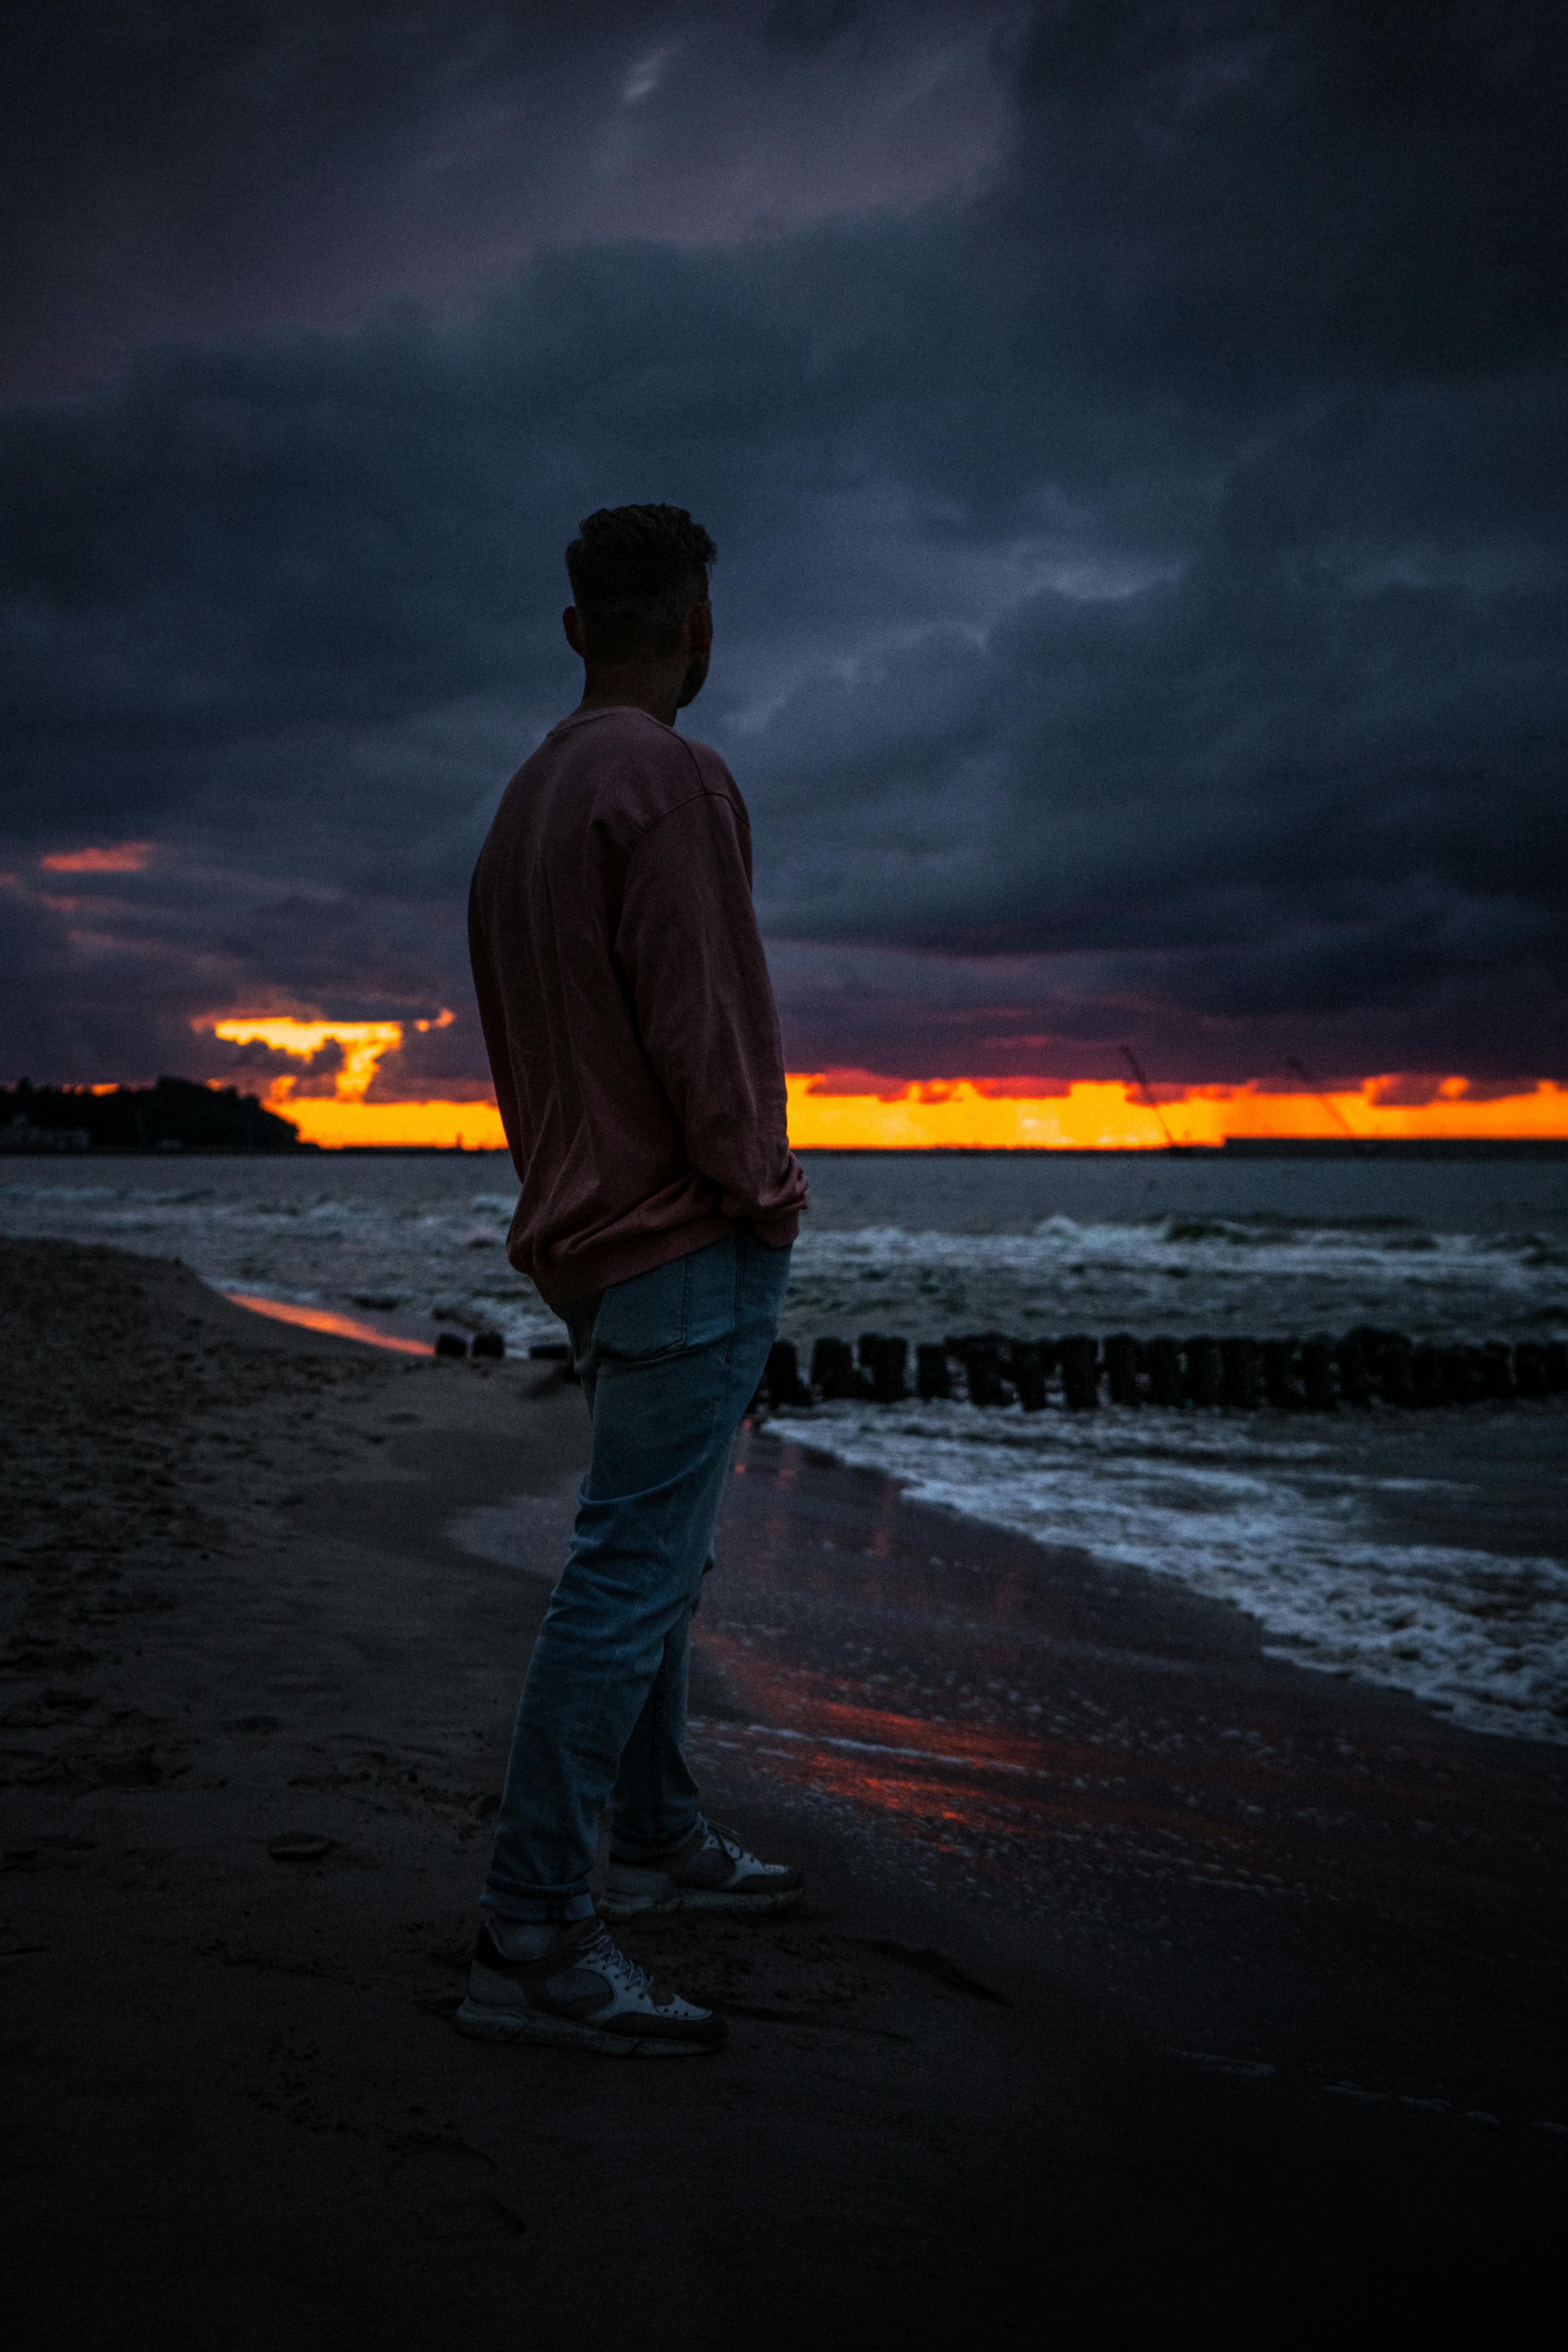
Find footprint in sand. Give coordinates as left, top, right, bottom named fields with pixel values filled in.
left=384, top=2141, right=527, bottom=2243
left=267, top=1832, right=336, bottom=1861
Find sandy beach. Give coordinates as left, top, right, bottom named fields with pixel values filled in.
left=3, top=1236, right=1565, bottom=2350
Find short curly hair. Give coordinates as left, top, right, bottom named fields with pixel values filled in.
left=565, top=503, right=717, bottom=662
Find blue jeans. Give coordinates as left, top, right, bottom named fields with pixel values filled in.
left=482, top=1229, right=792, bottom=1923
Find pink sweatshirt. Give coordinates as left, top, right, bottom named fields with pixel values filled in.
left=469, top=705, right=808, bottom=1306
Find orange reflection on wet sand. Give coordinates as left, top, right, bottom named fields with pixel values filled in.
left=696, top=1634, right=1067, bottom=1844
left=689, top=1711, right=1027, bottom=1844
left=740, top=1683, right=1055, bottom=1779
left=689, top=1695, right=1266, bottom=1894
left=223, top=1291, right=431, bottom=1355
left=690, top=1706, right=1127, bottom=1857
left=693, top=1628, right=1263, bottom=1879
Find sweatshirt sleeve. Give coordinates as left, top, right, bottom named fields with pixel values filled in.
left=615, top=789, right=809, bottom=1242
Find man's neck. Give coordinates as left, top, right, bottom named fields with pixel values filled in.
left=574, top=669, right=685, bottom=728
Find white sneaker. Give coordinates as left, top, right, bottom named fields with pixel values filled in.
left=456, top=1916, right=725, bottom=2056
left=598, top=1822, right=804, bottom=1920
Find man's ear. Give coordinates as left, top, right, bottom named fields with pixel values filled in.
left=563, top=605, right=585, bottom=657
left=683, top=600, right=713, bottom=655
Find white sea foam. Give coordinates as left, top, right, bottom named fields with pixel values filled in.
left=770, top=1400, right=1568, bottom=1743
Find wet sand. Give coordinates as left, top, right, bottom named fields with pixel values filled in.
left=2, top=1238, right=1564, bottom=2350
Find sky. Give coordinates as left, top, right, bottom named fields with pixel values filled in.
left=3, top=0, right=1565, bottom=1143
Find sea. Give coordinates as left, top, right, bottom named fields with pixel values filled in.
left=4, top=1148, right=1566, bottom=1745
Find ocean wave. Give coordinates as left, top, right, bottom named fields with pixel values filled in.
left=798, top=1215, right=1544, bottom=1270
left=2, top=1181, right=120, bottom=1203
left=781, top=1213, right=1566, bottom=1343
left=5, top=1162, right=1565, bottom=1352
left=770, top=1400, right=1568, bottom=1744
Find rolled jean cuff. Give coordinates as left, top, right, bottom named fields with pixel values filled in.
left=608, top=1810, right=703, bottom=1864
left=479, top=1890, right=597, bottom=1927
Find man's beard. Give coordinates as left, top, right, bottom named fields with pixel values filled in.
left=675, top=649, right=710, bottom=708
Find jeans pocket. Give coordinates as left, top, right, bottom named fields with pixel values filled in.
left=593, top=1237, right=740, bottom=1362
left=682, top=1233, right=743, bottom=1354
left=593, top=1251, right=695, bottom=1361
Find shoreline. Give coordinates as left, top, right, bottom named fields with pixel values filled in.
left=749, top=1390, right=1568, bottom=1749
left=3, top=1237, right=1565, bottom=2348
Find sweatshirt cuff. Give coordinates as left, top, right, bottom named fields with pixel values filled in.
left=748, top=1210, right=802, bottom=1249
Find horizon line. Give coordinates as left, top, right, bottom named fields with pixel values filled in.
left=10, top=1064, right=1568, bottom=1152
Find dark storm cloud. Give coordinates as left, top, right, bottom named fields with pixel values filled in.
left=3, top=0, right=1012, bottom=396
left=2, top=0, right=1564, bottom=1088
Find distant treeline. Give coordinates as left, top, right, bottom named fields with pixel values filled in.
left=1, top=1076, right=303, bottom=1150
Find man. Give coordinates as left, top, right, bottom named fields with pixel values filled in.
left=459, top=504, right=809, bottom=2056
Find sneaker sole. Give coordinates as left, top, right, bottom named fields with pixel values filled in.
left=597, top=1883, right=805, bottom=1921
left=454, top=1998, right=723, bottom=2057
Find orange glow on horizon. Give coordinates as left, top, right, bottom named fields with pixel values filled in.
left=783, top=1073, right=1568, bottom=1149
left=197, top=1016, right=1568, bottom=1146
left=204, top=1013, right=506, bottom=1147
left=210, top=1015, right=406, bottom=1100
left=281, top=1095, right=511, bottom=1148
